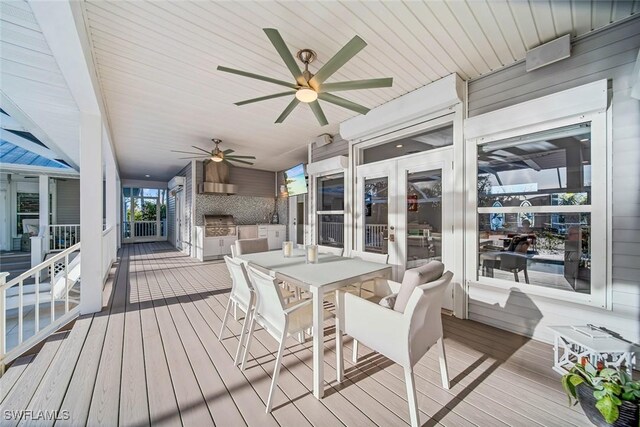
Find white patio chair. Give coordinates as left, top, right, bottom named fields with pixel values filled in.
left=220, top=256, right=256, bottom=366
left=230, top=244, right=236, bottom=258
left=317, top=245, right=344, bottom=256
left=348, top=250, right=389, bottom=296
left=243, top=265, right=333, bottom=413
left=335, top=264, right=453, bottom=427
left=235, top=238, right=269, bottom=255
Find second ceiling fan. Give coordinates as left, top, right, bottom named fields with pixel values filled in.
left=217, top=28, right=393, bottom=126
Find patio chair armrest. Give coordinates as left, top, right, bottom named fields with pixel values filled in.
left=283, top=297, right=313, bottom=315
left=372, top=278, right=402, bottom=296
left=336, top=290, right=407, bottom=364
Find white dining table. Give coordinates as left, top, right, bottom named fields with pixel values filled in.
left=235, top=249, right=392, bottom=399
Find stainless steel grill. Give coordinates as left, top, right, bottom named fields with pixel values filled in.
left=203, top=215, right=237, bottom=237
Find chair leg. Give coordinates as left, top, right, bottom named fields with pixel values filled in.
left=437, top=337, right=450, bottom=389
left=233, top=301, right=239, bottom=320
left=512, top=270, right=520, bottom=282
left=352, top=339, right=359, bottom=364
left=234, top=307, right=252, bottom=366
left=240, top=315, right=257, bottom=371
left=404, top=367, right=420, bottom=427
left=219, top=298, right=233, bottom=341
left=265, top=330, right=288, bottom=413
left=524, top=267, right=530, bottom=284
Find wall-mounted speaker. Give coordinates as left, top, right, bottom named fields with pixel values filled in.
left=526, top=34, right=571, bottom=72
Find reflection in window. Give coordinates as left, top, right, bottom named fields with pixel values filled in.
left=364, top=177, right=388, bottom=253
left=407, top=170, right=442, bottom=268
left=362, top=125, right=453, bottom=164
left=477, top=122, right=592, bottom=294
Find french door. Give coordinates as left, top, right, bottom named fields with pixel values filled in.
left=355, top=149, right=454, bottom=310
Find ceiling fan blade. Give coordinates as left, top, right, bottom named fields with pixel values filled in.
left=235, top=91, right=295, bottom=106
left=275, top=98, right=300, bottom=123
left=318, top=93, right=369, bottom=115
left=263, top=28, right=305, bottom=86
left=179, top=156, right=210, bottom=159
left=319, top=77, right=393, bottom=93
left=227, top=158, right=254, bottom=165
left=171, top=150, right=210, bottom=155
left=191, top=145, right=213, bottom=155
left=309, top=100, right=328, bottom=126
left=223, top=149, right=235, bottom=155
left=225, top=155, right=257, bottom=159
left=217, top=66, right=298, bottom=89
left=309, top=35, right=367, bottom=88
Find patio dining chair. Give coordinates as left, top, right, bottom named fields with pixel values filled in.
left=220, top=256, right=256, bottom=366
left=243, top=265, right=333, bottom=413
left=235, top=238, right=269, bottom=255
left=335, top=262, right=453, bottom=427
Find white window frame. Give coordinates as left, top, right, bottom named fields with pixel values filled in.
left=313, top=171, right=346, bottom=248
left=465, top=80, right=610, bottom=309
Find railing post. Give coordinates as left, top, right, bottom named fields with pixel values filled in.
left=0, top=272, right=7, bottom=374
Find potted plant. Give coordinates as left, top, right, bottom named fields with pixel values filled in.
left=562, top=360, right=640, bottom=426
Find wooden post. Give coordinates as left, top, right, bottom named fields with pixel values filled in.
left=80, top=113, right=103, bottom=314
left=105, top=157, right=117, bottom=261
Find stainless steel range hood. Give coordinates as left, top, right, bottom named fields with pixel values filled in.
left=198, top=161, right=238, bottom=194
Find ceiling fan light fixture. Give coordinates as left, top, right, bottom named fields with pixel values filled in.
left=211, top=154, right=224, bottom=162
left=295, top=88, right=318, bottom=103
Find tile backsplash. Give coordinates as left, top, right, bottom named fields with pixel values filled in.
left=195, top=194, right=280, bottom=226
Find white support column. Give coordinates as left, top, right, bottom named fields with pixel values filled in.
left=31, top=175, right=49, bottom=267
left=105, top=157, right=117, bottom=260
left=80, top=113, right=103, bottom=314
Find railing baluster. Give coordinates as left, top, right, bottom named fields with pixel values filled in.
left=50, top=264, right=55, bottom=323
left=0, top=273, right=7, bottom=364
left=18, top=281, right=23, bottom=344
left=64, top=253, right=69, bottom=313
left=35, top=271, right=40, bottom=333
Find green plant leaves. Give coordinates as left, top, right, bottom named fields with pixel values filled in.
left=595, top=395, right=619, bottom=424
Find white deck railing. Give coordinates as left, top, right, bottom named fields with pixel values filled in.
left=122, top=220, right=166, bottom=240
left=102, top=226, right=116, bottom=280
left=317, top=222, right=387, bottom=250
left=0, top=242, right=81, bottom=372
left=49, top=224, right=80, bottom=251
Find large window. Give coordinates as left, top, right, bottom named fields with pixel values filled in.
left=477, top=122, right=595, bottom=294
left=316, top=173, right=344, bottom=248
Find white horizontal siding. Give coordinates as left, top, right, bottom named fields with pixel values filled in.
left=467, top=17, right=640, bottom=344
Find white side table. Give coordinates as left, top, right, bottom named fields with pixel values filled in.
left=549, top=326, right=639, bottom=375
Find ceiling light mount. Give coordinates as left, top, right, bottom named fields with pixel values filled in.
left=296, top=49, right=317, bottom=66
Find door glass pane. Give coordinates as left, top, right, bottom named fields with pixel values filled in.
left=407, top=170, right=442, bottom=268
left=364, top=177, right=388, bottom=254
left=362, top=125, right=453, bottom=164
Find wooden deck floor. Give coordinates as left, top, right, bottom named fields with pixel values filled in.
left=0, top=242, right=590, bottom=426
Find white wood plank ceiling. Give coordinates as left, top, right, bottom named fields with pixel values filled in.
left=10, top=1, right=639, bottom=180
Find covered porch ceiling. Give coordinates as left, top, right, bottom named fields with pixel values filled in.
left=2, top=1, right=638, bottom=181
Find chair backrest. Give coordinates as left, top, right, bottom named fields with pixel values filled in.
left=246, top=265, right=287, bottom=336
left=403, top=271, right=453, bottom=366
left=349, top=250, right=389, bottom=264
left=500, top=252, right=527, bottom=271
left=236, top=238, right=269, bottom=255
left=224, top=256, right=253, bottom=308
left=317, top=245, right=344, bottom=256
left=52, top=251, right=81, bottom=300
